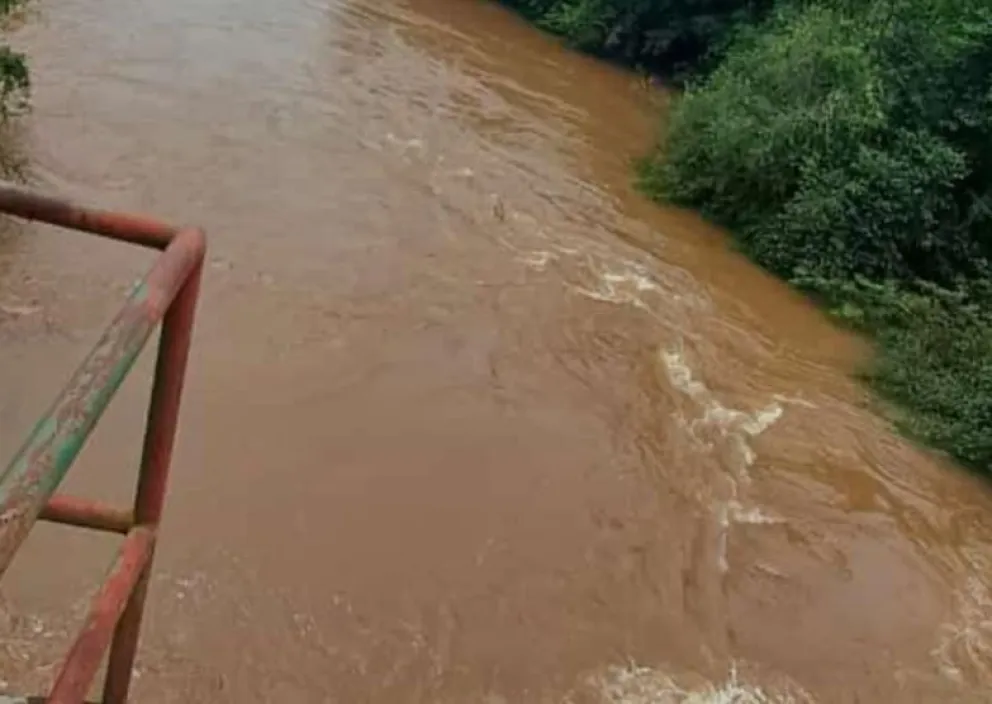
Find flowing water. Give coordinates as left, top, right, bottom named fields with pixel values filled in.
left=1, top=0, right=992, bottom=701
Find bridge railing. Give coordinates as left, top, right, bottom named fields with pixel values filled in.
left=0, top=183, right=206, bottom=704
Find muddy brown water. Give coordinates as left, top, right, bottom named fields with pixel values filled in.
left=1, top=0, right=992, bottom=701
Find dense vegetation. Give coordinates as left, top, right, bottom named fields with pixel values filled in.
left=497, top=0, right=775, bottom=80
left=0, top=0, right=26, bottom=116
left=503, top=0, right=992, bottom=473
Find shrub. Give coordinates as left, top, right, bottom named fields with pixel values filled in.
left=0, top=0, right=28, bottom=122
left=0, top=46, right=28, bottom=121
left=498, top=0, right=776, bottom=79
left=646, top=0, right=992, bottom=471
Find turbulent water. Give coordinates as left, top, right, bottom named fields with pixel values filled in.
left=2, top=0, right=992, bottom=701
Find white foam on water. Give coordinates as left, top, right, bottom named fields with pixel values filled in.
left=660, top=348, right=785, bottom=574
left=727, top=500, right=783, bottom=526
left=573, top=268, right=663, bottom=309
left=661, top=348, right=782, bottom=476
left=384, top=131, right=426, bottom=155
left=588, top=662, right=815, bottom=704
left=0, top=594, right=88, bottom=694
left=932, top=574, right=992, bottom=685
left=771, top=394, right=817, bottom=410
left=663, top=349, right=709, bottom=401
left=480, top=197, right=708, bottom=324
left=518, top=249, right=557, bottom=271
left=693, top=405, right=783, bottom=471
left=715, top=502, right=731, bottom=574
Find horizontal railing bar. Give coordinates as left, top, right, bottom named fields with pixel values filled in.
left=0, top=227, right=206, bottom=577
left=0, top=181, right=179, bottom=250
left=46, top=527, right=155, bottom=704
left=0, top=699, right=98, bottom=703
left=41, top=495, right=133, bottom=534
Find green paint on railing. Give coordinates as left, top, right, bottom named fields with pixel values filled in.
left=131, top=278, right=149, bottom=302
left=39, top=341, right=145, bottom=500
left=0, top=284, right=158, bottom=566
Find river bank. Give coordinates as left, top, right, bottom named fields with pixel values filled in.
left=3, top=0, right=992, bottom=700
left=499, top=0, right=992, bottom=477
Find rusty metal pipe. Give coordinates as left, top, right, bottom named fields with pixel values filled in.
left=0, top=698, right=98, bottom=703
left=41, top=495, right=133, bottom=534
left=0, top=181, right=178, bottom=249
left=0, top=185, right=205, bottom=703
left=0, top=228, right=205, bottom=577
left=102, top=232, right=205, bottom=704
left=46, top=527, right=155, bottom=704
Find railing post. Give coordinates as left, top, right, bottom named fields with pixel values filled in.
left=0, top=183, right=205, bottom=704
left=101, top=237, right=204, bottom=704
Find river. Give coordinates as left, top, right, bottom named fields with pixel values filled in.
left=1, top=0, right=992, bottom=701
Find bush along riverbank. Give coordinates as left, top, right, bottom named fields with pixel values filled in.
left=0, top=0, right=30, bottom=178
left=504, top=0, right=992, bottom=474
left=0, top=0, right=27, bottom=120
left=496, top=0, right=776, bottom=81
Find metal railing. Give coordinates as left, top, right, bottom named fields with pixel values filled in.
left=0, top=182, right=206, bottom=704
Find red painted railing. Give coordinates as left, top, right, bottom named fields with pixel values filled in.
left=0, top=182, right=206, bottom=704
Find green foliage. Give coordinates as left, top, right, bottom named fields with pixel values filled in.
left=499, top=0, right=992, bottom=471
left=872, top=301, right=992, bottom=469
left=646, top=0, right=992, bottom=472
left=0, top=46, right=29, bottom=120
left=0, top=0, right=28, bottom=122
left=803, top=275, right=992, bottom=470
left=498, top=0, right=776, bottom=79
